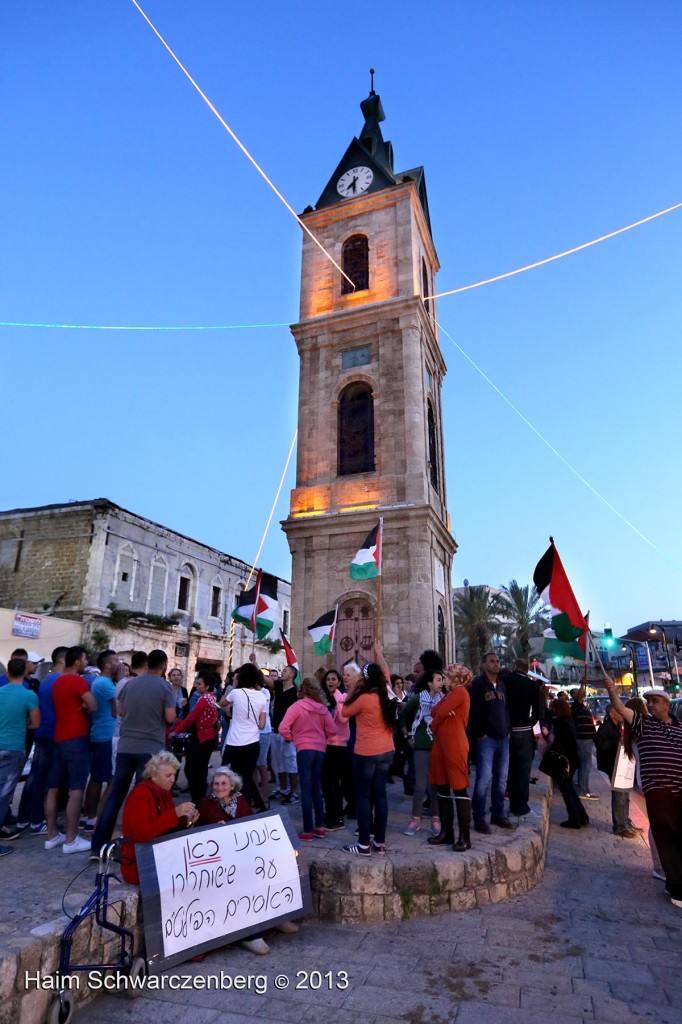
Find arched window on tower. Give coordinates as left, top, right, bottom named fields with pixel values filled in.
left=342, top=235, right=369, bottom=294
left=422, top=258, right=430, bottom=314
left=427, top=399, right=439, bottom=493
left=437, top=605, right=446, bottom=662
left=338, top=383, right=375, bottom=475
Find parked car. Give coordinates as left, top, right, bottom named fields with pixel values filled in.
left=670, top=697, right=682, bottom=721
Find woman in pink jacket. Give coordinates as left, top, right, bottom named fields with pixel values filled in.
left=279, top=677, right=336, bottom=841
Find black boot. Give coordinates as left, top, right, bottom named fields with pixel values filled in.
left=453, top=794, right=472, bottom=852
left=427, top=793, right=454, bottom=846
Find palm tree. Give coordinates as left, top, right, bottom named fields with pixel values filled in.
left=500, top=580, right=549, bottom=660
left=453, top=586, right=509, bottom=671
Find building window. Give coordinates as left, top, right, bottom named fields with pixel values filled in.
left=427, top=400, right=439, bottom=493
left=178, top=576, right=190, bottom=611
left=338, top=382, right=375, bottom=475
left=341, top=234, right=369, bottom=294
left=121, top=572, right=129, bottom=583
left=211, top=585, right=221, bottom=619
left=282, top=608, right=290, bottom=636
left=437, top=606, right=446, bottom=661
left=148, top=556, right=168, bottom=615
left=422, top=258, right=431, bottom=314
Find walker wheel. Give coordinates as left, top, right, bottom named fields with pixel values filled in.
left=126, top=956, right=147, bottom=999
left=46, top=993, right=74, bottom=1024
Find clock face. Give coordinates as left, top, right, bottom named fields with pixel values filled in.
left=337, top=166, right=374, bottom=199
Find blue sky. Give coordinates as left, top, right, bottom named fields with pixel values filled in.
left=1, top=1, right=680, bottom=636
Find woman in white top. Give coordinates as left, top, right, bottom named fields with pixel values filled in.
left=220, top=663, right=269, bottom=811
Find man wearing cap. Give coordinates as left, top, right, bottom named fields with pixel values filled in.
left=0, top=658, right=40, bottom=850
left=603, top=675, right=682, bottom=908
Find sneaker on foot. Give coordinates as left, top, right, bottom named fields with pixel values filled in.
left=312, top=828, right=326, bottom=839
left=671, top=898, right=682, bottom=909
left=474, top=819, right=492, bottom=835
left=0, top=845, right=13, bottom=857
left=579, top=793, right=600, bottom=800
left=370, top=839, right=386, bottom=854
left=431, top=817, right=441, bottom=835
left=617, top=829, right=640, bottom=840
left=241, top=937, right=270, bottom=955
left=45, top=832, right=66, bottom=850
left=324, top=821, right=345, bottom=832
left=403, top=818, right=421, bottom=836
left=15, top=821, right=30, bottom=833
left=63, top=836, right=91, bottom=854
left=0, top=825, right=20, bottom=841
left=491, top=816, right=516, bottom=830
left=29, top=821, right=48, bottom=836
left=343, top=843, right=371, bottom=857
left=297, top=832, right=314, bottom=842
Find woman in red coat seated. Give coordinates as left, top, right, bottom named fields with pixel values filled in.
left=121, top=751, right=197, bottom=884
left=428, top=665, right=473, bottom=852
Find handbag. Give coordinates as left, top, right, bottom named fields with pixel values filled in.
left=538, top=747, right=571, bottom=782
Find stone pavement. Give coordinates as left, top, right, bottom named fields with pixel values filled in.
left=69, top=767, right=681, bottom=1024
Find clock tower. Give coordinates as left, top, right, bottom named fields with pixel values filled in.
left=282, top=81, right=457, bottom=676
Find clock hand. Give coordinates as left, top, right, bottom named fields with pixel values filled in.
left=350, top=175, right=357, bottom=193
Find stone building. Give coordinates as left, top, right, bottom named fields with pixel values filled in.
left=0, top=499, right=290, bottom=679
left=282, top=84, right=457, bottom=677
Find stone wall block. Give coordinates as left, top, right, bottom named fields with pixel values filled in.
left=0, top=998, right=19, bottom=1024
left=0, top=954, right=17, bottom=1001
left=392, top=860, right=435, bottom=896
left=310, top=860, right=351, bottom=894
left=383, top=894, right=403, bottom=921
left=348, top=858, right=393, bottom=895
left=463, top=854, right=492, bottom=889
left=488, top=882, right=510, bottom=903
left=428, top=894, right=450, bottom=915
left=502, top=845, right=524, bottom=876
left=435, top=858, right=465, bottom=892
left=410, top=895, right=431, bottom=917
left=18, top=988, right=51, bottom=1024
left=317, top=892, right=341, bottom=921
left=449, top=889, right=477, bottom=913
left=338, top=894, right=363, bottom=923
left=509, top=876, right=531, bottom=897
left=474, top=886, right=491, bottom=907
left=361, top=895, right=386, bottom=922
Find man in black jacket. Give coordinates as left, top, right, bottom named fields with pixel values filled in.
left=571, top=684, right=598, bottom=799
left=595, top=704, right=638, bottom=839
left=470, top=653, right=515, bottom=833
left=505, top=659, right=541, bottom=817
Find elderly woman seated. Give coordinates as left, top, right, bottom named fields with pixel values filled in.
left=121, top=751, right=197, bottom=884
left=197, top=766, right=300, bottom=954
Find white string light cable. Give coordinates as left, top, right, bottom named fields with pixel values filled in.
left=432, top=314, right=682, bottom=573
left=129, top=0, right=355, bottom=292
left=426, top=201, right=682, bottom=301
left=241, top=428, right=298, bottom=591
left=0, top=319, right=290, bottom=331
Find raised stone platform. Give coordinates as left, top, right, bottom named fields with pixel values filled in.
left=0, top=769, right=550, bottom=1022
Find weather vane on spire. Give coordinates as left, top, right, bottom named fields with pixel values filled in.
left=369, top=68, right=375, bottom=95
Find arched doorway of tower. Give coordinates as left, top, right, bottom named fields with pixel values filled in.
left=335, top=595, right=376, bottom=671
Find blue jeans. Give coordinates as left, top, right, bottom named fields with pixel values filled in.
left=575, top=739, right=594, bottom=796
left=611, top=789, right=631, bottom=833
left=353, top=750, right=393, bottom=846
left=0, top=750, right=27, bottom=825
left=17, top=739, right=53, bottom=825
left=296, top=749, right=325, bottom=833
left=472, top=736, right=510, bottom=822
left=90, top=751, right=153, bottom=852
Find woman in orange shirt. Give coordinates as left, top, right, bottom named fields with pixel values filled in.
left=428, top=665, right=473, bottom=851
left=340, top=662, right=395, bottom=856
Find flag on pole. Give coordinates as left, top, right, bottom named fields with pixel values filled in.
left=254, top=571, right=279, bottom=640
left=280, top=629, right=301, bottom=685
left=307, top=607, right=338, bottom=656
left=533, top=538, right=589, bottom=644
left=350, top=519, right=383, bottom=579
left=231, top=582, right=258, bottom=632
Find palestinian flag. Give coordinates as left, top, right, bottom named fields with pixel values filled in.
left=254, top=571, right=279, bottom=640
left=231, top=582, right=258, bottom=631
left=280, top=630, right=301, bottom=685
left=350, top=519, right=383, bottom=579
left=542, top=612, right=590, bottom=663
left=307, top=607, right=338, bottom=656
left=533, top=539, right=589, bottom=644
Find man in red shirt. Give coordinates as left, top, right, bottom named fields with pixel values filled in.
left=45, top=646, right=97, bottom=854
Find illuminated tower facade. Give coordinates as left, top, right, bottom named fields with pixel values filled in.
left=282, top=83, right=457, bottom=675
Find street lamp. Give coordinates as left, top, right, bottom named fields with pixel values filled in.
left=648, top=622, right=678, bottom=691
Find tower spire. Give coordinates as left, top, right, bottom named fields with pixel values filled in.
left=369, top=67, right=375, bottom=96
left=359, top=70, right=393, bottom=174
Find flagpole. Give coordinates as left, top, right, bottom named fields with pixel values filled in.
left=330, top=604, right=339, bottom=656
left=375, top=517, right=384, bottom=645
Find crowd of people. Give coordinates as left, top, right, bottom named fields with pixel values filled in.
left=1, top=640, right=680, bottom=915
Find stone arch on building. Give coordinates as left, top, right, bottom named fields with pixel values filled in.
left=335, top=592, right=376, bottom=671
left=209, top=573, right=224, bottom=622
left=437, top=604, right=446, bottom=663
left=176, top=562, right=197, bottom=616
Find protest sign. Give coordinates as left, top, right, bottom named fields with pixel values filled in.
left=136, top=810, right=312, bottom=971
left=611, top=743, right=636, bottom=791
